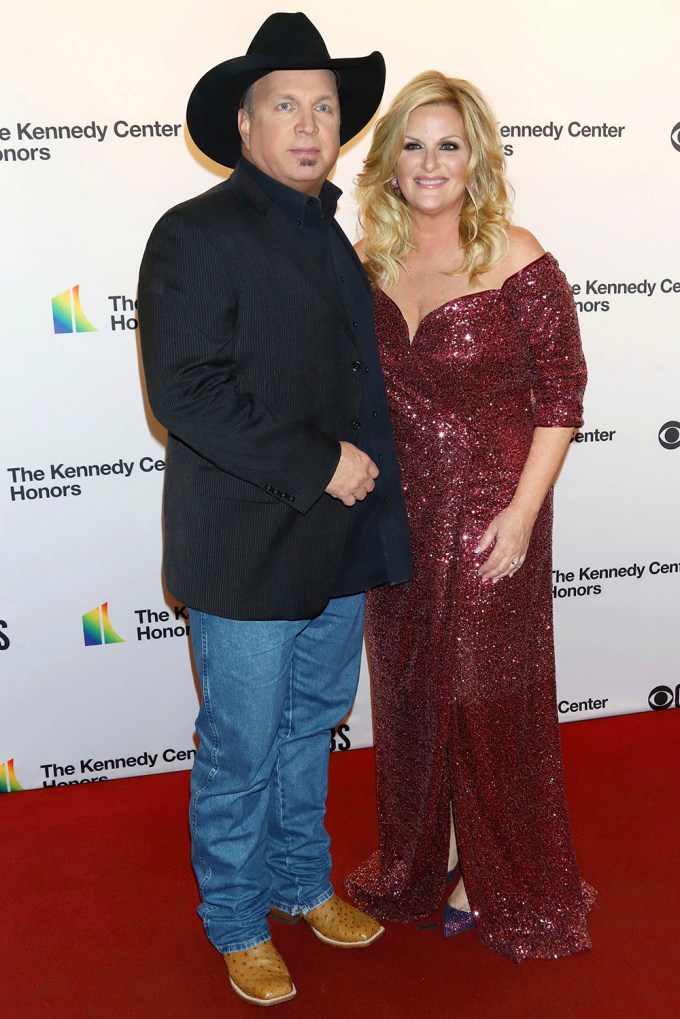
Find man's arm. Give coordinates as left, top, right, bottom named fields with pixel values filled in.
left=139, top=208, right=376, bottom=512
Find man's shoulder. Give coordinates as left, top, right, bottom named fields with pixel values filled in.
left=158, top=173, right=251, bottom=229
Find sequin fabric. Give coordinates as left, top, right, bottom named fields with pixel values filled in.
left=346, top=254, right=595, bottom=962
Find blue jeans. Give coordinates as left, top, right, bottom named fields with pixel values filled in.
left=187, top=594, right=365, bottom=954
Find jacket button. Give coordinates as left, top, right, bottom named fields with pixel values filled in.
left=352, top=420, right=361, bottom=430
left=351, top=360, right=362, bottom=372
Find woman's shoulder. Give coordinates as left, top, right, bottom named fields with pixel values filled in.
left=478, top=227, right=546, bottom=291
left=502, top=227, right=546, bottom=277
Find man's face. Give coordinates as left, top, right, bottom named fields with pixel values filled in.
left=238, top=69, right=341, bottom=195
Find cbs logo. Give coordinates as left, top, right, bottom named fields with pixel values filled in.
left=658, top=421, right=680, bottom=450
left=648, top=685, right=679, bottom=710
left=671, top=122, right=680, bottom=153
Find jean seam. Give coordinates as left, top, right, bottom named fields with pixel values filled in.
left=191, top=611, right=220, bottom=900
left=281, top=659, right=297, bottom=894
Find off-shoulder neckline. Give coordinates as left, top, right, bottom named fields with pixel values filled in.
left=377, top=252, right=554, bottom=344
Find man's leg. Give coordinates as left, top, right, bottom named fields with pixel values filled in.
left=187, top=608, right=308, bottom=954
left=266, top=593, right=365, bottom=914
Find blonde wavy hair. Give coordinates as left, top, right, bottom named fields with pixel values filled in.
left=358, top=71, right=512, bottom=288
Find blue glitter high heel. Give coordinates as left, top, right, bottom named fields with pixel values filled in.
left=443, top=903, right=476, bottom=937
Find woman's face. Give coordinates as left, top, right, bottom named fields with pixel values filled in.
left=394, top=104, right=471, bottom=218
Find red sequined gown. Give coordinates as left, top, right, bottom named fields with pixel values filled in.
left=346, top=254, right=595, bottom=961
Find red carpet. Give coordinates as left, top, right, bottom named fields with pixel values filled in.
left=4, top=710, right=679, bottom=1018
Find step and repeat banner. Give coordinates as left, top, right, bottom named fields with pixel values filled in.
left=2, top=1, right=678, bottom=791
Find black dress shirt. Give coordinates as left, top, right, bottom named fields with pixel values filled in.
left=241, top=158, right=412, bottom=596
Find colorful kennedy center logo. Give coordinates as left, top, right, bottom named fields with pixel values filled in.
left=0, top=759, right=24, bottom=793
left=52, top=285, right=97, bottom=334
left=82, top=602, right=125, bottom=646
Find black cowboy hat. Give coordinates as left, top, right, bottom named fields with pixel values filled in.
left=186, top=12, right=386, bottom=167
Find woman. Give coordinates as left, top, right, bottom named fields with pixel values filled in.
left=345, top=72, right=595, bottom=961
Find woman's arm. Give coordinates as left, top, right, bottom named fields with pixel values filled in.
left=476, top=426, right=574, bottom=581
left=476, top=234, right=586, bottom=582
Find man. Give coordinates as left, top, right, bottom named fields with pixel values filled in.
left=138, top=13, right=411, bottom=1008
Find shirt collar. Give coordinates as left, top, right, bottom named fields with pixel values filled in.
left=239, top=157, right=341, bottom=228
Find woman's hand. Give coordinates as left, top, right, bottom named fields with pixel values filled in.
left=474, top=426, right=575, bottom=583
left=476, top=503, right=537, bottom=582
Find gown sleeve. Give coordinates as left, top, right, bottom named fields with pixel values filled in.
left=505, top=253, right=587, bottom=428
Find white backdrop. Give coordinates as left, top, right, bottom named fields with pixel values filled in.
left=2, top=0, right=679, bottom=792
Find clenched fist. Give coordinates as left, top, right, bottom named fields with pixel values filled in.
left=326, top=441, right=379, bottom=506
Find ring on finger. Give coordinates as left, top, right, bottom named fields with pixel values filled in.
left=511, top=559, right=523, bottom=568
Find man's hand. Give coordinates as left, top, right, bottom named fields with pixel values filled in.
left=325, top=441, right=379, bottom=506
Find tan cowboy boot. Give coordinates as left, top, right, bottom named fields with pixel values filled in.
left=303, top=894, right=384, bottom=947
left=224, top=939, right=296, bottom=1007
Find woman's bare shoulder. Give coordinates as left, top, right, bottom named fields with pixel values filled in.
left=480, top=227, right=545, bottom=290
left=503, top=226, right=546, bottom=274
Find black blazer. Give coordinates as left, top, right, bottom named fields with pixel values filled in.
left=138, top=164, right=370, bottom=620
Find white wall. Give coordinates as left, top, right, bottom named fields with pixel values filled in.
left=2, top=0, right=679, bottom=792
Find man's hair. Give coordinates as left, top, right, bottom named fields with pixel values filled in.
left=357, top=71, right=512, bottom=288
left=241, top=82, right=256, bottom=118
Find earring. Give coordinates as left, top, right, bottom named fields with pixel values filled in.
left=468, top=177, right=477, bottom=194
left=390, top=177, right=400, bottom=190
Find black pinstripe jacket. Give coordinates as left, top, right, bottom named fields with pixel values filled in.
left=138, top=163, right=399, bottom=620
